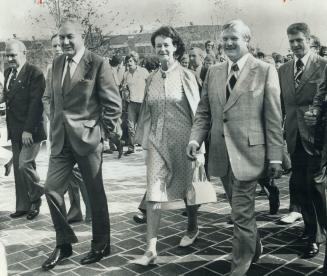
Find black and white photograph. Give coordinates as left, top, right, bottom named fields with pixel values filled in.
left=1, top=0, right=327, bottom=275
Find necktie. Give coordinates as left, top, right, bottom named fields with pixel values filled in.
left=294, top=59, right=304, bottom=88
left=226, top=63, right=239, bottom=101
left=7, top=68, right=17, bottom=92
left=62, top=58, right=72, bottom=94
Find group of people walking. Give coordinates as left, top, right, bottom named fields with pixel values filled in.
left=1, top=16, right=327, bottom=276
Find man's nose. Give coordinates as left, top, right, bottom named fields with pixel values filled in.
left=63, top=37, right=70, bottom=44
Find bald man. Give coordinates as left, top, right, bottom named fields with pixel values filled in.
left=2, top=39, right=46, bottom=220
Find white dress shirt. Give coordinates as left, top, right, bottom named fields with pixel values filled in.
left=61, top=47, right=86, bottom=86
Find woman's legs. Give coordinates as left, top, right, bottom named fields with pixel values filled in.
left=146, top=201, right=161, bottom=253
left=186, top=203, right=199, bottom=236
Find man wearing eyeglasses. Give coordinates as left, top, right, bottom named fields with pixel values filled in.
left=1, top=39, right=46, bottom=221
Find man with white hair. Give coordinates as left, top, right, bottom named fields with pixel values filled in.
left=1, top=39, right=46, bottom=221
left=187, top=20, right=283, bottom=276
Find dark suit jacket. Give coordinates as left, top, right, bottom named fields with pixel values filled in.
left=279, top=53, right=327, bottom=155
left=4, top=62, right=46, bottom=142
left=50, top=49, right=122, bottom=156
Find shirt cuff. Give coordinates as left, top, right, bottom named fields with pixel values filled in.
left=189, top=140, right=200, bottom=148
left=269, top=160, right=282, bottom=164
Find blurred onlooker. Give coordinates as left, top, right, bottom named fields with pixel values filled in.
left=141, top=55, right=160, bottom=72
left=286, top=53, right=293, bottom=61
left=257, top=51, right=265, bottom=60
left=204, top=40, right=215, bottom=55
left=216, top=43, right=226, bottom=62
left=319, top=46, right=327, bottom=58
left=121, top=51, right=149, bottom=155
left=200, top=54, right=216, bottom=83
left=309, top=35, right=321, bottom=55
left=273, top=54, right=285, bottom=69
left=180, top=53, right=189, bottom=68
left=189, top=47, right=205, bottom=89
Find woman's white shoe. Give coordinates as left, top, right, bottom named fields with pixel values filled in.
left=129, top=251, right=157, bottom=266
left=179, top=229, right=199, bottom=247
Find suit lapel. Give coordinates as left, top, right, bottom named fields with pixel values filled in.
left=55, top=55, right=66, bottom=96
left=223, top=55, right=257, bottom=112
left=296, top=54, right=320, bottom=93
left=215, top=62, right=228, bottom=106
left=284, top=61, right=296, bottom=96
left=6, top=63, right=28, bottom=102
left=67, top=50, right=92, bottom=94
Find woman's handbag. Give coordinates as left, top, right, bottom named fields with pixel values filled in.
left=186, top=159, right=217, bottom=205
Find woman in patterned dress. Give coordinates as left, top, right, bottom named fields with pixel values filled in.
left=131, top=26, right=203, bottom=266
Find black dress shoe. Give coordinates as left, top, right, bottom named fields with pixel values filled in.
left=10, top=211, right=28, bottom=218
left=124, top=149, right=135, bottom=156
left=80, top=244, right=110, bottom=265
left=67, top=217, right=83, bottom=224
left=227, top=216, right=233, bottom=225
left=268, top=183, right=280, bottom=215
left=133, top=213, right=146, bottom=224
left=26, top=199, right=42, bottom=220
left=42, top=244, right=72, bottom=271
left=302, top=243, right=319, bottom=259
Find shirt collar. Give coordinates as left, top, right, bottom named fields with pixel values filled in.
left=294, top=50, right=311, bottom=69
left=67, top=46, right=85, bottom=64
left=227, top=53, right=250, bottom=74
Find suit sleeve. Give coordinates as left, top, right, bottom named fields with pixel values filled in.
left=23, top=68, right=46, bottom=133
left=189, top=68, right=212, bottom=145
left=313, top=64, right=327, bottom=113
left=264, top=64, right=283, bottom=161
left=96, top=59, right=122, bottom=134
left=42, top=66, right=52, bottom=119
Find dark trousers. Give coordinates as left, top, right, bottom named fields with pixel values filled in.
left=67, top=166, right=92, bottom=221
left=44, top=138, right=110, bottom=250
left=12, top=141, right=44, bottom=212
left=127, top=101, right=141, bottom=150
left=290, top=138, right=326, bottom=243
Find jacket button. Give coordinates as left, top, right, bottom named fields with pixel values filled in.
left=223, top=119, right=228, bottom=123
left=222, top=134, right=225, bottom=138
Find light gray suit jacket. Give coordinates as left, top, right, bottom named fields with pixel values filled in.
left=279, top=53, right=327, bottom=155
left=190, top=54, right=283, bottom=181
left=50, top=49, right=122, bottom=156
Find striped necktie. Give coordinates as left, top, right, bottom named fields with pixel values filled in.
left=294, top=59, right=304, bottom=88
left=7, top=68, right=17, bottom=92
left=62, top=57, right=72, bottom=94
left=226, top=63, right=239, bottom=101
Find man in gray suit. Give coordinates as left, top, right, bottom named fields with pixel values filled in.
left=186, top=20, right=283, bottom=276
left=42, top=19, right=122, bottom=270
left=280, top=23, right=327, bottom=259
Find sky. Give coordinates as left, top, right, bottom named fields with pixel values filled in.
left=1, top=0, right=327, bottom=54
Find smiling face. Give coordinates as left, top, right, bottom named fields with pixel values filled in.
left=154, top=35, right=177, bottom=64
left=222, top=27, right=249, bottom=62
left=58, top=22, right=84, bottom=58
left=5, top=43, right=26, bottom=69
left=127, top=58, right=137, bottom=71
left=288, top=31, right=310, bottom=59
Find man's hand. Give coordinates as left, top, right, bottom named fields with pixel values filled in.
left=186, top=143, right=199, bottom=161
left=304, top=109, right=319, bottom=126
left=22, top=131, right=33, bottom=147
left=267, top=163, right=283, bottom=179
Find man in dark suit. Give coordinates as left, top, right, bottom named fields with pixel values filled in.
left=187, top=20, right=283, bottom=276
left=42, top=19, right=122, bottom=270
left=0, top=40, right=45, bottom=220
left=279, top=23, right=327, bottom=259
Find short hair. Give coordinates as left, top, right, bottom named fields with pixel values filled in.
left=257, top=51, right=265, bottom=58
left=5, top=39, right=26, bottom=52
left=222, top=19, right=252, bottom=43
left=150, top=26, right=185, bottom=60
left=274, top=54, right=284, bottom=63
left=110, top=54, right=123, bottom=67
left=180, top=53, right=189, bottom=61
left=205, top=40, right=214, bottom=48
left=126, top=51, right=139, bottom=63
left=59, top=18, right=84, bottom=35
left=189, top=47, right=205, bottom=60
left=310, top=35, right=321, bottom=48
left=287, top=23, right=310, bottom=39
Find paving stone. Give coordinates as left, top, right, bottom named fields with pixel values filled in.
left=153, top=263, right=189, bottom=276
left=184, top=267, right=221, bottom=276
left=204, top=259, right=231, bottom=275
left=7, top=263, right=29, bottom=275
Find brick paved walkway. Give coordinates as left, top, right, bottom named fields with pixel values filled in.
left=0, top=145, right=325, bottom=275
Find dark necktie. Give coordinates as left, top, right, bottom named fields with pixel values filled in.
left=62, top=58, right=72, bottom=94
left=294, top=59, right=304, bottom=88
left=226, top=63, right=239, bottom=101
left=7, top=68, right=17, bottom=92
